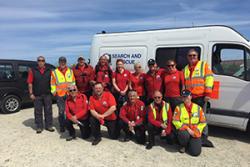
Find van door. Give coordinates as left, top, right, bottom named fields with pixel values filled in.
left=208, top=43, right=250, bottom=130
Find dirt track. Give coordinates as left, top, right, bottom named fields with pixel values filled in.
left=0, top=105, right=249, bottom=167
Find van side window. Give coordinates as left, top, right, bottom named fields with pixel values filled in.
left=155, top=47, right=201, bottom=70
left=212, top=44, right=250, bottom=81
left=18, top=65, right=30, bottom=79
left=0, top=64, right=15, bottom=80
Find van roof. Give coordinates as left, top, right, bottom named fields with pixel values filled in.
left=96, top=25, right=249, bottom=42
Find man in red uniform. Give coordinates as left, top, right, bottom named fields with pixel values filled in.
left=162, top=59, right=184, bottom=111
left=146, top=91, right=174, bottom=150
left=89, top=82, right=118, bottom=145
left=119, top=90, right=146, bottom=144
left=94, top=54, right=113, bottom=91
left=27, top=56, right=54, bottom=133
left=144, top=59, right=164, bottom=105
left=65, top=85, right=90, bottom=141
left=72, top=56, right=95, bottom=98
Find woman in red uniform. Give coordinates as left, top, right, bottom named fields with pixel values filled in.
left=129, top=62, right=145, bottom=102
left=162, top=59, right=184, bottom=111
left=112, top=59, right=131, bottom=113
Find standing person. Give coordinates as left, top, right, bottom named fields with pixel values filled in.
left=183, top=49, right=214, bottom=108
left=162, top=59, right=184, bottom=111
left=51, top=57, right=76, bottom=133
left=89, top=82, right=118, bottom=145
left=72, top=56, right=95, bottom=98
left=65, top=85, right=91, bottom=141
left=144, top=59, right=164, bottom=105
left=112, top=59, right=130, bottom=113
left=129, top=62, right=145, bottom=101
left=119, top=90, right=146, bottom=144
left=183, top=49, right=214, bottom=147
left=172, top=90, right=207, bottom=156
left=94, top=54, right=113, bottom=91
left=27, top=56, right=54, bottom=133
left=146, top=91, right=174, bottom=149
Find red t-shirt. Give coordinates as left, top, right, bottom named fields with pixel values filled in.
left=119, top=100, right=145, bottom=125
left=89, top=91, right=117, bottom=121
left=130, top=72, right=145, bottom=96
left=163, top=70, right=184, bottom=98
left=95, top=65, right=112, bottom=85
left=27, top=66, right=46, bottom=84
left=148, top=101, right=172, bottom=134
left=65, top=93, right=89, bottom=120
left=72, top=64, right=95, bottom=93
left=144, top=69, right=164, bottom=99
left=112, top=69, right=130, bottom=91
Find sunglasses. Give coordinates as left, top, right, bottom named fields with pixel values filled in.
left=69, top=89, right=76, bottom=92
left=135, top=66, right=141, bottom=68
left=38, top=59, right=45, bottom=62
left=154, top=96, right=162, bottom=99
left=167, top=64, right=175, bottom=67
left=188, top=54, right=198, bottom=57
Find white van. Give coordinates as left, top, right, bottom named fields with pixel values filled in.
left=90, top=25, right=250, bottom=133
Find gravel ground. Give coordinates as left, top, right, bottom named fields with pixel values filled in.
left=0, top=105, right=249, bottom=167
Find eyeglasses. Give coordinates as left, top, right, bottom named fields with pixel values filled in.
left=188, top=54, right=197, bottom=57
left=38, top=59, right=45, bottom=62
left=154, top=96, right=162, bottom=99
left=69, top=89, right=76, bottom=92
left=135, top=66, right=141, bottom=68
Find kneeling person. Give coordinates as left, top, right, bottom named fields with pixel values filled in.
left=65, top=85, right=90, bottom=141
left=89, top=82, right=118, bottom=145
left=146, top=91, right=174, bottom=150
left=119, top=90, right=146, bottom=144
left=173, top=90, right=207, bottom=156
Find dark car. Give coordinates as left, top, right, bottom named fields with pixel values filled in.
left=0, top=59, right=55, bottom=113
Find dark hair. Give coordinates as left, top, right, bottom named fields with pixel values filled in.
left=187, top=49, right=199, bottom=56
left=116, top=59, right=124, bottom=64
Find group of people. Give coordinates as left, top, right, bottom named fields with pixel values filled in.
left=27, top=48, right=214, bottom=156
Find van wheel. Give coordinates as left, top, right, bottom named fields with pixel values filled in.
left=1, top=95, right=21, bottom=114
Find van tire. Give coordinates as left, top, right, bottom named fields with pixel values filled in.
left=1, top=95, right=21, bottom=114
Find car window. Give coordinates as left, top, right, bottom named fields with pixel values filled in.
left=0, top=64, right=15, bottom=80
left=155, top=47, right=201, bottom=70
left=212, top=44, right=248, bottom=80
left=18, top=65, right=30, bottom=79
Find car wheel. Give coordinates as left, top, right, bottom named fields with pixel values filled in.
left=1, top=95, right=21, bottom=114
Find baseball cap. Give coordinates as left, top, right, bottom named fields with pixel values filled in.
left=147, top=59, right=156, bottom=66
left=181, top=89, right=191, bottom=97
left=78, top=56, right=85, bottom=61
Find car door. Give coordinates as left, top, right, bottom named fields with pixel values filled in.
left=208, top=43, right=250, bottom=130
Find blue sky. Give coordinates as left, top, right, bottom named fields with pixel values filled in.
left=1, top=0, right=250, bottom=65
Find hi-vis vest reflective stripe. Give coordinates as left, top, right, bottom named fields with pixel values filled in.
left=51, top=68, right=75, bottom=96
left=173, top=103, right=206, bottom=134
left=184, top=61, right=214, bottom=95
left=150, top=101, right=170, bottom=124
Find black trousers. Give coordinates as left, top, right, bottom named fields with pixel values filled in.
left=56, top=96, right=67, bottom=129
left=192, top=96, right=205, bottom=108
left=177, top=130, right=202, bottom=156
left=165, top=97, right=183, bottom=112
left=147, top=122, right=175, bottom=145
left=119, top=120, right=146, bottom=144
left=90, top=116, right=118, bottom=139
left=34, top=94, right=53, bottom=129
left=114, top=93, right=127, bottom=115
left=65, top=118, right=91, bottom=139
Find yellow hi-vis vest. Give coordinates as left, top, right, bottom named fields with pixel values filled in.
left=172, top=103, right=206, bottom=137
left=184, top=61, right=214, bottom=95
left=150, top=101, right=170, bottom=124
left=51, top=68, right=75, bottom=97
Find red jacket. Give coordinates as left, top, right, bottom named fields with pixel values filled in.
left=148, top=101, right=172, bottom=134
left=95, top=64, right=113, bottom=90
left=144, top=69, right=164, bottom=99
left=119, top=99, right=145, bottom=125
left=65, top=93, right=89, bottom=120
left=72, top=64, right=95, bottom=93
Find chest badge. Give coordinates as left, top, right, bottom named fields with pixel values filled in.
left=102, top=101, right=108, bottom=106
left=124, top=73, right=127, bottom=77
